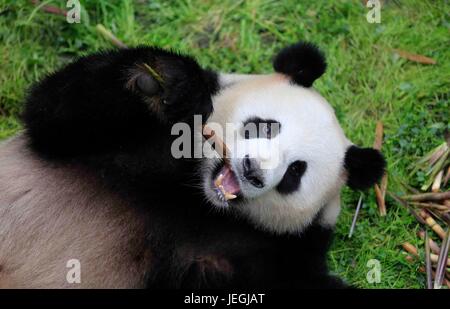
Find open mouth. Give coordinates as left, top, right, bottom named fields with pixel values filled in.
left=211, top=161, right=242, bottom=206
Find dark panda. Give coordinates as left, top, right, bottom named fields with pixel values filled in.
left=0, top=42, right=385, bottom=288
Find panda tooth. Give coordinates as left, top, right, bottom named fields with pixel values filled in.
left=224, top=193, right=237, bottom=200
left=214, top=181, right=233, bottom=205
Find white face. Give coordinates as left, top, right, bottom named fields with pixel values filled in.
left=201, top=74, right=352, bottom=234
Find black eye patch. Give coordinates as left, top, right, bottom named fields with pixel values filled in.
left=241, top=117, right=281, bottom=140
left=276, top=160, right=307, bottom=194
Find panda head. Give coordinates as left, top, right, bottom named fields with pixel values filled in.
left=201, top=42, right=385, bottom=234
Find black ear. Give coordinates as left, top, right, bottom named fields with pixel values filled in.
left=344, top=145, right=386, bottom=190
left=273, top=41, right=326, bottom=87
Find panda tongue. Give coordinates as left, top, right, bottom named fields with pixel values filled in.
left=217, top=165, right=240, bottom=195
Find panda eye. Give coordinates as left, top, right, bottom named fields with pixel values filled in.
left=242, top=118, right=281, bottom=140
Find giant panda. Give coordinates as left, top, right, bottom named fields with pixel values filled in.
left=0, top=42, right=385, bottom=288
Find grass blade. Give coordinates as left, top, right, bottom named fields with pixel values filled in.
left=95, top=24, right=128, bottom=49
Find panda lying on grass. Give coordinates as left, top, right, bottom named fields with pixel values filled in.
left=0, top=42, right=385, bottom=288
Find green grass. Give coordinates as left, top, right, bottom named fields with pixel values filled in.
left=0, top=0, right=449, bottom=288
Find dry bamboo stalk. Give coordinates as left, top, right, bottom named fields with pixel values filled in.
left=418, top=266, right=450, bottom=289
left=432, top=170, right=444, bottom=192
left=376, top=174, right=388, bottom=216
left=373, top=121, right=384, bottom=150
left=403, top=245, right=450, bottom=285
left=444, top=166, right=450, bottom=187
left=405, top=243, right=450, bottom=288
left=96, top=24, right=128, bottom=49
left=422, top=150, right=449, bottom=191
left=409, top=143, right=446, bottom=177
left=429, top=208, right=450, bottom=226
left=434, top=229, right=450, bottom=289
left=428, top=144, right=447, bottom=167
left=419, top=210, right=446, bottom=239
left=402, top=242, right=419, bottom=257
left=388, top=191, right=426, bottom=225
left=424, top=231, right=433, bottom=289
left=405, top=255, right=415, bottom=263
left=430, top=239, right=442, bottom=255
left=374, top=184, right=386, bottom=216
left=348, top=194, right=363, bottom=238
left=373, top=121, right=387, bottom=216
left=410, top=202, right=449, bottom=211
left=381, top=174, right=388, bottom=195
left=203, top=125, right=231, bottom=163
left=403, top=191, right=450, bottom=202
left=417, top=230, right=441, bottom=254
left=440, top=212, right=450, bottom=225
left=401, top=242, right=450, bottom=266
left=430, top=253, right=450, bottom=266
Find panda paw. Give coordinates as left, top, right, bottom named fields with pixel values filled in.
left=126, top=47, right=219, bottom=124
left=22, top=47, right=219, bottom=158
left=179, top=254, right=234, bottom=288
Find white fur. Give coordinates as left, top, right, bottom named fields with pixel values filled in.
left=202, top=74, right=351, bottom=234
left=218, top=73, right=260, bottom=89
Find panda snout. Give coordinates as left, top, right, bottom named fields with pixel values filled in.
left=243, top=155, right=265, bottom=188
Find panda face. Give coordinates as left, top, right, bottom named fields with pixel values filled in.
left=201, top=74, right=351, bottom=233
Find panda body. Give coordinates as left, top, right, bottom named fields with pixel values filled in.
left=0, top=43, right=385, bottom=288
left=0, top=136, right=339, bottom=288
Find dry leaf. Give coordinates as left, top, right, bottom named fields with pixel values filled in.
left=392, top=48, right=436, bottom=65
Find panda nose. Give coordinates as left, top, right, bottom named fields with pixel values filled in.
left=243, top=155, right=265, bottom=188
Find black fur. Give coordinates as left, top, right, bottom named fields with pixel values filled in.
left=344, top=145, right=386, bottom=190
left=20, top=45, right=347, bottom=288
left=273, top=41, right=326, bottom=87
left=148, top=208, right=347, bottom=289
